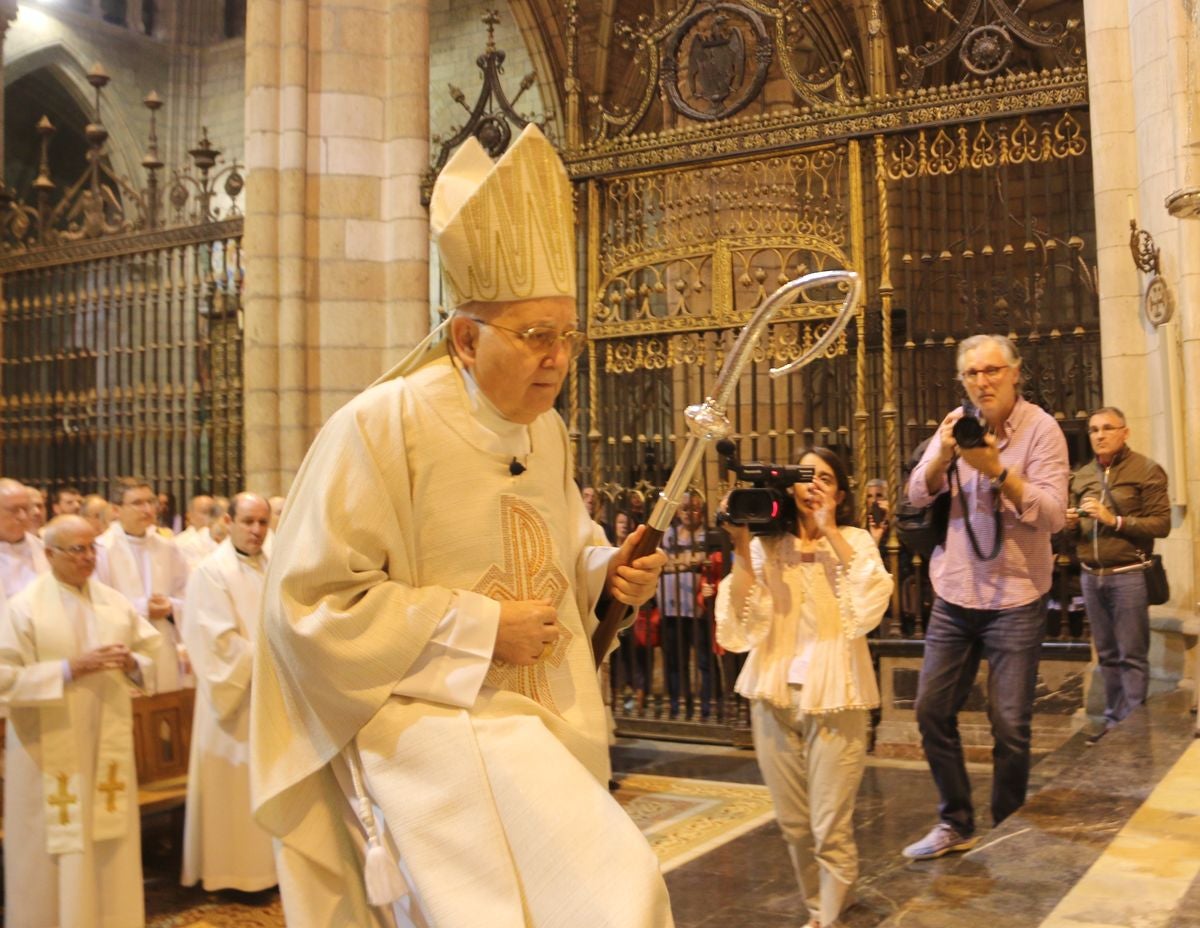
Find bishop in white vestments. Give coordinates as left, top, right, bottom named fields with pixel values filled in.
left=251, top=125, right=674, bottom=928
left=0, top=515, right=160, bottom=928
left=95, top=478, right=190, bottom=692
left=181, top=493, right=277, bottom=892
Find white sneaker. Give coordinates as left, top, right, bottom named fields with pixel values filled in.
left=901, top=822, right=979, bottom=860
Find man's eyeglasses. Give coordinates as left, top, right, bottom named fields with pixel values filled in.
left=49, top=543, right=98, bottom=557
left=1089, top=424, right=1126, bottom=434
left=465, top=317, right=587, bottom=359
left=958, top=364, right=1010, bottom=383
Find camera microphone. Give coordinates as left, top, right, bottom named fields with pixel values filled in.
left=509, top=457, right=526, bottom=476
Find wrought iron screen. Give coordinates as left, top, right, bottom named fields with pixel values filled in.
left=0, top=226, right=244, bottom=502
left=0, top=65, right=245, bottom=502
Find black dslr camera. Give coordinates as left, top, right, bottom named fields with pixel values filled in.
left=952, top=401, right=988, bottom=449
left=715, top=439, right=814, bottom=535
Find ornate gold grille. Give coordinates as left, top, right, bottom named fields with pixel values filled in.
left=554, top=0, right=1097, bottom=736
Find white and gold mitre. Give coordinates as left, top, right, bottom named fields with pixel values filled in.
left=430, top=124, right=576, bottom=307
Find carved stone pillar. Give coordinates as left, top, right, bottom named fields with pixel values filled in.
left=1084, top=0, right=1198, bottom=701
left=243, top=0, right=430, bottom=493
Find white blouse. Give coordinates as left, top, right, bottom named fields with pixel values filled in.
left=715, top=525, right=893, bottom=713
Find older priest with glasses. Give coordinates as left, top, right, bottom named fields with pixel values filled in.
left=251, top=125, right=673, bottom=928
left=0, top=514, right=160, bottom=928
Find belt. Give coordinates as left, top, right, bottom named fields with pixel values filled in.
left=1080, top=561, right=1147, bottom=576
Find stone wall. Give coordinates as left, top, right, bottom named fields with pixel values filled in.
left=243, top=0, right=431, bottom=494
left=1084, top=0, right=1200, bottom=691
left=428, top=0, right=549, bottom=153
left=5, top=4, right=172, bottom=185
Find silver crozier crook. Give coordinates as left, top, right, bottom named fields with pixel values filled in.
left=592, top=267, right=864, bottom=665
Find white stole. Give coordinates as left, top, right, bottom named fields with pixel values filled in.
left=29, top=575, right=135, bottom=855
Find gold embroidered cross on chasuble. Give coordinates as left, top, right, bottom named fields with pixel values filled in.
left=479, top=496, right=572, bottom=713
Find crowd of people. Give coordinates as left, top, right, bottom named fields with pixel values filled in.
left=0, top=120, right=1176, bottom=928
left=0, top=478, right=286, bottom=926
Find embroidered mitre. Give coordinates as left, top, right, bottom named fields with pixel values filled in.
left=430, top=124, right=576, bottom=307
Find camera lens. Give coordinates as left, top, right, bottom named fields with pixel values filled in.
left=952, top=415, right=987, bottom=448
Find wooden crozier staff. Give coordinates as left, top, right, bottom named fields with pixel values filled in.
left=591, top=268, right=864, bottom=667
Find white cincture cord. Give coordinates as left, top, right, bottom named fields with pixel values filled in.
left=345, top=744, right=411, bottom=907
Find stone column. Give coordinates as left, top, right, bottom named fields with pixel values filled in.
left=1085, top=0, right=1199, bottom=700
left=243, top=0, right=430, bottom=494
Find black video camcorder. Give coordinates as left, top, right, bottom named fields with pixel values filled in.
left=715, top=439, right=814, bottom=535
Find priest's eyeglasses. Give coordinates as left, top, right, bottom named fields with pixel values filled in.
left=465, top=317, right=587, bottom=359
left=49, top=543, right=98, bottom=557
left=957, top=364, right=1010, bottom=383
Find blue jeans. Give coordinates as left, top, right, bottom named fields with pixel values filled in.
left=1081, top=570, right=1150, bottom=724
left=914, top=596, right=1046, bottom=835
left=661, top=615, right=713, bottom=719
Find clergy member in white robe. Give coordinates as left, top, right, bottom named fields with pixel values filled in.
left=175, top=494, right=218, bottom=568
left=251, top=125, right=674, bottom=928
left=0, top=477, right=50, bottom=602
left=181, top=492, right=277, bottom=892
left=0, top=515, right=161, bottom=928
left=95, top=478, right=190, bottom=692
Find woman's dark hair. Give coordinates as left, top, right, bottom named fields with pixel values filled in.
left=797, top=446, right=857, bottom=528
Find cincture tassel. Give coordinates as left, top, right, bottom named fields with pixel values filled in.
left=345, top=745, right=410, bottom=907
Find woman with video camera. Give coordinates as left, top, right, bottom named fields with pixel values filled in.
left=715, top=447, right=893, bottom=928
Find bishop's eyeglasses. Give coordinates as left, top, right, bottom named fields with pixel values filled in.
left=464, top=317, right=587, bottom=359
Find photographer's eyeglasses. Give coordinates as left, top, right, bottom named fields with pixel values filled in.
left=957, top=364, right=1010, bottom=383
left=465, top=317, right=587, bottom=360
left=49, top=543, right=98, bottom=557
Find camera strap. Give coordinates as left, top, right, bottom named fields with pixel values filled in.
left=951, top=459, right=1004, bottom=561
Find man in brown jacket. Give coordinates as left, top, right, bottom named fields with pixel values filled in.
left=1066, top=406, right=1170, bottom=742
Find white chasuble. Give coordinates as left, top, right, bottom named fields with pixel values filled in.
left=252, top=355, right=672, bottom=928
left=0, top=573, right=161, bottom=928
left=96, top=524, right=190, bottom=692
left=181, top=539, right=277, bottom=892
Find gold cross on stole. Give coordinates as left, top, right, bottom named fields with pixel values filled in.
left=479, top=496, right=571, bottom=713
left=49, top=773, right=77, bottom=825
left=98, top=761, right=126, bottom=813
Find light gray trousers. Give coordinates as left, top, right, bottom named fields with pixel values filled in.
left=751, top=696, right=868, bottom=926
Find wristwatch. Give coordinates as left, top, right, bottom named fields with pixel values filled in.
left=991, top=467, right=1009, bottom=489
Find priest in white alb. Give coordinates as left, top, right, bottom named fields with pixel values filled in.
left=95, top=477, right=190, bottom=692
left=0, top=514, right=160, bottom=928
left=175, top=494, right=218, bottom=568
left=181, top=492, right=277, bottom=892
left=0, top=477, right=49, bottom=606
left=251, top=125, right=675, bottom=928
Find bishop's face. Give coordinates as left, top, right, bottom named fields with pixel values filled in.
left=452, top=296, right=581, bottom=425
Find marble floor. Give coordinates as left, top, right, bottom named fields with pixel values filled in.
left=6, top=691, right=1193, bottom=927
left=615, top=688, right=1200, bottom=928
